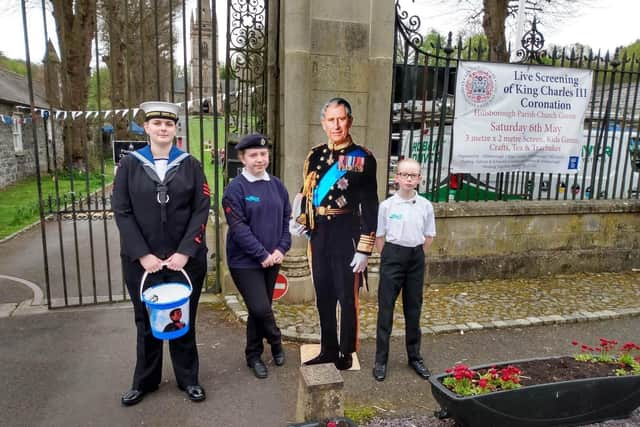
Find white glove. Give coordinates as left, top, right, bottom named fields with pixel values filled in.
left=289, top=193, right=308, bottom=236
left=350, top=253, right=368, bottom=273
left=289, top=220, right=308, bottom=237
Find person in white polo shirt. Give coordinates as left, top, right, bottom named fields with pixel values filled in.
left=372, top=158, right=436, bottom=382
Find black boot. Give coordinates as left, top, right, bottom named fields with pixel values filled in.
left=304, top=352, right=338, bottom=366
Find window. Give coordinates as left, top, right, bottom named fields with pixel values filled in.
left=12, top=113, right=23, bottom=153
left=201, top=42, right=208, bottom=59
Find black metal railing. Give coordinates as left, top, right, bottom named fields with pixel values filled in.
left=390, top=2, right=640, bottom=203
left=16, top=0, right=270, bottom=308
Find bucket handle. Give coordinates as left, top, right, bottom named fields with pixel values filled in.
left=139, top=264, right=193, bottom=302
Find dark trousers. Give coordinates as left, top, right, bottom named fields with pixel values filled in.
left=123, top=255, right=205, bottom=390
left=310, top=216, right=360, bottom=357
left=375, top=242, right=425, bottom=364
left=230, top=266, right=282, bottom=363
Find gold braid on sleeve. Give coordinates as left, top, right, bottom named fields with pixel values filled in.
left=302, top=171, right=317, bottom=231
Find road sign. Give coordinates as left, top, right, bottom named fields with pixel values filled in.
left=272, top=273, right=288, bottom=300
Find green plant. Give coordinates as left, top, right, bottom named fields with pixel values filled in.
left=572, top=338, right=640, bottom=376
left=442, top=363, right=522, bottom=396
left=344, top=405, right=377, bottom=424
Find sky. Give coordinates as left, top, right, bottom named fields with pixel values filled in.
left=0, top=0, right=224, bottom=65
left=401, top=0, right=640, bottom=54
left=0, top=0, right=637, bottom=64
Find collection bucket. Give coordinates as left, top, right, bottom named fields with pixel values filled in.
left=140, top=267, right=193, bottom=340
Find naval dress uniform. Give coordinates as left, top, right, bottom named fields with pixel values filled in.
left=374, top=192, right=436, bottom=366
left=296, top=139, right=378, bottom=361
left=112, top=144, right=210, bottom=392
left=222, top=166, right=291, bottom=366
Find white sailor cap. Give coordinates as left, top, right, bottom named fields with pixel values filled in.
left=140, top=101, right=180, bottom=122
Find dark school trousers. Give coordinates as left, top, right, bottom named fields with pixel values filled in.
left=310, top=215, right=361, bottom=357
left=229, top=265, right=282, bottom=363
left=375, top=242, right=425, bottom=364
left=123, top=254, right=205, bottom=391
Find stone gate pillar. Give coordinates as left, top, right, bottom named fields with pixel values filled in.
left=277, top=0, right=395, bottom=302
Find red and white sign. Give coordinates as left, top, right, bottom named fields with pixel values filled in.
left=272, top=273, right=288, bottom=300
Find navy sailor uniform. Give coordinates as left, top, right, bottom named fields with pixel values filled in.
left=112, top=145, right=210, bottom=391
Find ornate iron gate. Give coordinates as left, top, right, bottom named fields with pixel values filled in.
left=391, top=1, right=640, bottom=202
left=14, top=0, right=270, bottom=308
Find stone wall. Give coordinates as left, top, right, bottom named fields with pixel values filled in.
left=427, top=199, right=640, bottom=283
left=218, top=199, right=640, bottom=302
left=0, top=118, right=63, bottom=189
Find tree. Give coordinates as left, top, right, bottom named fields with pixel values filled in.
left=444, top=0, right=596, bottom=63
left=50, top=0, right=97, bottom=168
left=482, top=0, right=510, bottom=61
left=100, top=0, right=180, bottom=140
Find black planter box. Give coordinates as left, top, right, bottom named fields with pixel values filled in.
left=429, top=356, right=640, bottom=427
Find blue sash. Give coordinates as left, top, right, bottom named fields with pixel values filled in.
left=313, top=148, right=364, bottom=207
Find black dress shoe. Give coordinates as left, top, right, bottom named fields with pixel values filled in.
left=372, top=362, right=387, bottom=381
left=248, top=359, right=268, bottom=379
left=303, top=352, right=338, bottom=366
left=335, top=354, right=353, bottom=371
left=409, top=359, right=431, bottom=379
left=273, top=350, right=285, bottom=366
left=183, top=385, right=206, bottom=402
left=121, top=384, right=158, bottom=406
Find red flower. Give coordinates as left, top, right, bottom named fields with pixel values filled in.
left=478, top=378, right=488, bottom=388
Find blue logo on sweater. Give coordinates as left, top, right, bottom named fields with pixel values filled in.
left=245, top=195, right=261, bottom=203
left=389, top=213, right=403, bottom=220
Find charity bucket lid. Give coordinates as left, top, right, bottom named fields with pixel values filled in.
left=142, top=283, right=191, bottom=304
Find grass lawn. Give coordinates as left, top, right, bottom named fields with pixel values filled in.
left=0, top=166, right=115, bottom=239
left=0, top=116, right=226, bottom=240
left=186, top=115, right=226, bottom=203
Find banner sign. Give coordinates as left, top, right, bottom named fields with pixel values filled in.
left=451, top=61, right=593, bottom=174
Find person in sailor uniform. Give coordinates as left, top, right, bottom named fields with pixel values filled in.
left=112, top=101, right=209, bottom=405
left=293, top=97, right=378, bottom=370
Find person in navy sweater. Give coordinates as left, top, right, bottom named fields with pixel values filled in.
left=222, top=133, right=292, bottom=379
left=112, top=101, right=209, bottom=406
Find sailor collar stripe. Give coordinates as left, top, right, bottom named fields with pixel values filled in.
left=130, top=149, right=190, bottom=182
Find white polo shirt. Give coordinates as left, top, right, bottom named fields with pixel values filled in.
left=376, top=192, right=436, bottom=248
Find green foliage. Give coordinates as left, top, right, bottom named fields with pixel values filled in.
left=442, top=364, right=522, bottom=396
left=572, top=338, right=640, bottom=376
left=618, top=39, right=640, bottom=71
left=0, top=56, right=28, bottom=75
left=219, top=63, right=231, bottom=80
left=344, top=405, right=377, bottom=424
left=187, top=116, right=226, bottom=204
left=87, top=67, right=112, bottom=110
left=464, top=33, right=490, bottom=61
left=0, top=164, right=115, bottom=239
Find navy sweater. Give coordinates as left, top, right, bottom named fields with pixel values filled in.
left=222, top=174, right=292, bottom=269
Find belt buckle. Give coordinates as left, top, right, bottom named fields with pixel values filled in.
left=317, top=206, right=327, bottom=215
